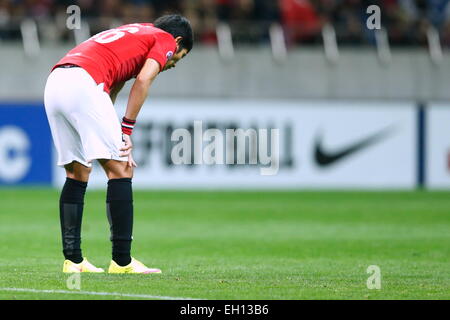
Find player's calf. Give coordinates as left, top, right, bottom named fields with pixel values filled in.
left=59, top=177, right=87, bottom=263
left=106, top=176, right=134, bottom=266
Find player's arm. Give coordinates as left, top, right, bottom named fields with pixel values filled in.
left=120, top=58, right=160, bottom=165
left=109, top=81, right=125, bottom=104
left=123, top=58, right=160, bottom=120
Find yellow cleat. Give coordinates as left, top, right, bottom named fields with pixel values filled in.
left=62, top=258, right=105, bottom=273
left=108, top=257, right=162, bottom=274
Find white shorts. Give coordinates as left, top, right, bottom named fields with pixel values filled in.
left=44, top=67, right=127, bottom=167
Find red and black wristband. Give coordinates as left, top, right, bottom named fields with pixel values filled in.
left=121, top=117, right=136, bottom=135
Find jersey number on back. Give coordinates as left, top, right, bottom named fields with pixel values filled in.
left=91, top=26, right=139, bottom=44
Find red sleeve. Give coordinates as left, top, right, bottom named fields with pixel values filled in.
left=146, top=32, right=177, bottom=72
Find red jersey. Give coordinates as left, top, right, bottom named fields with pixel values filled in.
left=53, top=23, right=177, bottom=93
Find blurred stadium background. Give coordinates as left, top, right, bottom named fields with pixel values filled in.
left=0, top=0, right=449, bottom=188
left=0, top=0, right=449, bottom=300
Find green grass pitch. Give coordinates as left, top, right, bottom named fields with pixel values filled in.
left=0, top=189, right=449, bottom=300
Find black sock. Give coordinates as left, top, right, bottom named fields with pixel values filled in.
left=107, top=178, right=133, bottom=266
left=60, top=178, right=87, bottom=264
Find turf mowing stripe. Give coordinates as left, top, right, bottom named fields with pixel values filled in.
left=0, top=287, right=203, bottom=300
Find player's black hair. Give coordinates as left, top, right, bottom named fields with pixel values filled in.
left=154, top=14, right=193, bottom=53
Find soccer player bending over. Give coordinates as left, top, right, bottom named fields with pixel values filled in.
left=44, top=15, right=193, bottom=274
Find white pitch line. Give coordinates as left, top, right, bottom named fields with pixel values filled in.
left=0, top=287, right=203, bottom=300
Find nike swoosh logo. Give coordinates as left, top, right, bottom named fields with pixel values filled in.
left=314, top=127, right=395, bottom=167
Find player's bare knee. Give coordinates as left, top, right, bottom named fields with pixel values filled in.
left=99, top=160, right=133, bottom=180
left=117, top=164, right=133, bottom=179
left=65, top=161, right=91, bottom=182
left=108, top=164, right=133, bottom=179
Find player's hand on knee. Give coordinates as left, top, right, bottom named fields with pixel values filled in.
left=120, top=134, right=133, bottom=156
left=121, top=134, right=137, bottom=168
left=127, top=152, right=137, bottom=168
